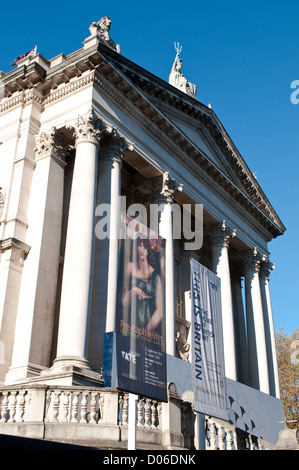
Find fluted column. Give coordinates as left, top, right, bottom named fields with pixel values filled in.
left=260, top=259, right=280, bottom=398
left=210, top=221, right=237, bottom=381
left=151, top=172, right=182, bottom=356
left=243, top=248, right=270, bottom=394
left=54, top=112, right=101, bottom=372
left=231, top=266, right=249, bottom=385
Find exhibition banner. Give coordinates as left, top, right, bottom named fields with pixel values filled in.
left=190, top=258, right=228, bottom=420
left=115, top=213, right=167, bottom=401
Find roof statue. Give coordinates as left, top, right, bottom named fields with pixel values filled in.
left=169, top=43, right=197, bottom=98
left=88, top=16, right=121, bottom=53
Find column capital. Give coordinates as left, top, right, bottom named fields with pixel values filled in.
left=150, top=172, right=183, bottom=203
left=69, top=110, right=104, bottom=147
left=243, top=247, right=267, bottom=273
left=210, top=220, right=236, bottom=248
left=230, top=264, right=244, bottom=283
left=260, top=258, right=275, bottom=280
left=99, top=126, right=134, bottom=164
left=35, top=127, right=71, bottom=165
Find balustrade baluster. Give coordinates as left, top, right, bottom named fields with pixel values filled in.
left=122, top=394, right=128, bottom=425
left=157, top=402, right=162, bottom=430
left=144, top=399, right=150, bottom=427
left=137, top=398, right=143, bottom=427
left=52, top=390, right=61, bottom=422
left=80, top=391, right=88, bottom=423
left=8, top=391, right=17, bottom=422
left=71, top=391, right=80, bottom=423
left=16, top=390, right=26, bottom=422
left=90, top=392, right=98, bottom=423
left=218, top=426, right=225, bottom=450
left=226, top=430, right=233, bottom=450
left=1, top=392, right=9, bottom=422
left=151, top=401, right=157, bottom=429
left=61, top=391, right=70, bottom=422
left=209, top=421, right=217, bottom=450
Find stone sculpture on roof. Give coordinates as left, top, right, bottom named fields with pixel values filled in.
left=89, top=16, right=121, bottom=53
left=169, top=42, right=197, bottom=99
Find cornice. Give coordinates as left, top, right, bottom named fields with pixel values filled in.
left=0, top=88, right=43, bottom=114
left=43, top=71, right=95, bottom=106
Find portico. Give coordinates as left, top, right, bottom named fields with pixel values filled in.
left=0, top=16, right=285, bottom=448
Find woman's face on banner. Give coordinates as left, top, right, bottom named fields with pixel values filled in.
left=137, top=241, right=148, bottom=261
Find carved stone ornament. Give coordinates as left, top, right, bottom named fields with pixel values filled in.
left=175, top=330, right=190, bottom=362
left=149, top=172, right=183, bottom=203
left=169, top=43, right=197, bottom=99
left=35, top=127, right=70, bottom=164
left=259, top=258, right=275, bottom=280
left=99, top=126, right=134, bottom=162
left=242, top=247, right=267, bottom=273
left=210, top=220, right=236, bottom=248
left=89, top=16, right=121, bottom=53
left=0, top=187, right=6, bottom=220
left=70, top=110, right=104, bottom=146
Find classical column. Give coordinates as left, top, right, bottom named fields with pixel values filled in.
left=151, top=172, right=183, bottom=356
left=231, top=266, right=249, bottom=385
left=5, top=128, right=67, bottom=384
left=243, top=248, right=270, bottom=394
left=210, top=221, right=237, bottom=381
left=53, top=112, right=101, bottom=374
left=88, top=129, right=132, bottom=370
left=260, top=259, right=280, bottom=398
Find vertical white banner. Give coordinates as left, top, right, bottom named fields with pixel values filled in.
left=190, top=258, right=228, bottom=420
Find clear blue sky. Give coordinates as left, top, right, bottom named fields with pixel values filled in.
left=1, top=0, right=298, bottom=334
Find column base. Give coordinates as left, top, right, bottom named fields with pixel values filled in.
left=38, top=356, right=104, bottom=386
left=5, top=357, right=104, bottom=387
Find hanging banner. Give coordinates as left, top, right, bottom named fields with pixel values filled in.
left=114, top=213, right=167, bottom=402
left=190, top=258, right=228, bottom=420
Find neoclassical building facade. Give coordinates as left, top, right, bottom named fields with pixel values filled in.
left=0, top=18, right=286, bottom=449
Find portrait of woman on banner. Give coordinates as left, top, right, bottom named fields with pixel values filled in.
left=121, top=235, right=164, bottom=335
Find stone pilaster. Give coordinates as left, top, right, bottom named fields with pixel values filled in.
left=5, top=127, right=69, bottom=384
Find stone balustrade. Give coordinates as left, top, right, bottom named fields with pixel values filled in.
left=205, top=417, right=276, bottom=450
left=0, top=385, right=275, bottom=450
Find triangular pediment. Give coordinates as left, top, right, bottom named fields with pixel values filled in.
left=150, top=105, right=242, bottom=188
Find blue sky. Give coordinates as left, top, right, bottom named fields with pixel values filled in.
left=1, top=0, right=298, bottom=335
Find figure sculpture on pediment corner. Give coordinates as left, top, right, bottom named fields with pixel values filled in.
left=89, top=16, right=121, bottom=54
left=169, top=43, right=197, bottom=99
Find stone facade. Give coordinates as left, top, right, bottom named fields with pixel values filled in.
left=0, top=18, right=286, bottom=448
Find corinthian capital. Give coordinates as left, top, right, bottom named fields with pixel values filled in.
left=35, top=127, right=70, bottom=164
left=99, top=126, right=134, bottom=162
left=243, top=247, right=267, bottom=273
left=149, top=172, right=183, bottom=203
left=260, top=258, right=275, bottom=280
left=210, top=220, right=236, bottom=248
left=70, top=110, right=104, bottom=146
